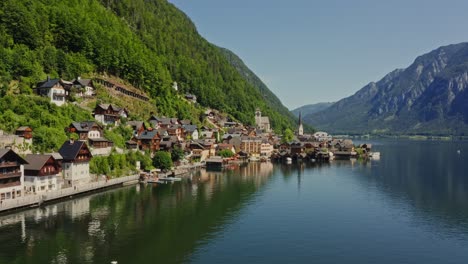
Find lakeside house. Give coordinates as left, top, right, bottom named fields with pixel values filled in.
left=0, top=149, right=28, bottom=201
left=58, top=140, right=93, bottom=187
left=24, top=154, right=61, bottom=194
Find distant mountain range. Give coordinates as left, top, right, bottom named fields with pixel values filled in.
left=291, top=102, right=334, bottom=118
left=303, top=42, right=468, bottom=135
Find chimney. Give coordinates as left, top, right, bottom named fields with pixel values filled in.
left=70, top=138, right=75, bottom=144
left=47, top=75, right=50, bottom=82
left=77, top=76, right=81, bottom=80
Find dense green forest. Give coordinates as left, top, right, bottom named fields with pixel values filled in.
left=0, top=95, right=92, bottom=152
left=0, top=0, right=296, bottom=132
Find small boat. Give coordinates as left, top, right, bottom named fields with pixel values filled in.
left=369, top=152, right=381, bottom=159
left=285, top=157, right=292, bottom=164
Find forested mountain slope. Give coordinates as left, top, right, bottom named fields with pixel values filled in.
left=0, top=0, right=295, bottom=131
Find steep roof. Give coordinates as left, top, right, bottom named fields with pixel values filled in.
left=58, top=140, right=91, bottom=161
left=37, top=78, right=61, bottom=89
left=71, top=121, right=100, bottom=132
left=127, top=121, right=144, bottom=129
left=0, top=149, right=28, bottom=164
left=72, top=78, right=92, bottom=87
left=182, top=125, right=198, bottom=133
left=96, top=104, right=122, bottom=112
left=137, top=130, right=159, bottom=140
left=24, top=154, right=55, bottom=171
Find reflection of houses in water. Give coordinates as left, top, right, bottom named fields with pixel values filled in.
left=192, top=163, right=275, bottom=200
left=64, top=196, right=90, bottom=219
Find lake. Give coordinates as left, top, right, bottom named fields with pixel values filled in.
left=1, top=139, right=468, bottom=264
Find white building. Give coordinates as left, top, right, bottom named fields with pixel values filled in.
left=260, top=142, right=274, bottom=157
left=58, top=140, right=93, bottom=187
left=255, top=108, right=271, bottom=132
left=24, top=154, right=61, bottom=194
left=35, top=78, right=71, bottom=106
left=313, top=131, right=332, bottom=142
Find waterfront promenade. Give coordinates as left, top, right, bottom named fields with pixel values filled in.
left=0, top=175, right=139, bottom=213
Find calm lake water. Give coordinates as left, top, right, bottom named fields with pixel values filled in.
left=1, top=139, right=468, bottom=264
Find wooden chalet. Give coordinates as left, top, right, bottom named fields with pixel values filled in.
left=88, top=138, right=114, bottom=149
left=71, top=77, right=95, bottom=97
left=68, top=121, right=103, bottom=141
left=0, top=149, right=28, bottom=200
left=24, top=154, right=61, bottom=193
left=127, top=121, right=146, bottom=137
left=135, top=130, right=161, bottom=152
left=167, top=125, right=183, bottom=140
left=182, top=125, right=199, bottom=140
left=94, top=104, right=128, bottom=126
left=15, top=126, right=33, bottom=139
left=125, top=140, right=138, bottom=150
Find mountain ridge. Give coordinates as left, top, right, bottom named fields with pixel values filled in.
left=291, top=102, right=334, bottom=118
left=304, top=42, right=468, bottom=135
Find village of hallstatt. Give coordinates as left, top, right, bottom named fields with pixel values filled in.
left=0, top=76, right=376, bottom=213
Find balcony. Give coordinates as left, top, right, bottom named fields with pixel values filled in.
left=0, top=162, right=18, bottom=168
left=0, top=171, right=21, bottom=180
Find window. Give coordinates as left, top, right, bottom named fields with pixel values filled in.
left=16, top=191, right=21, bottom=197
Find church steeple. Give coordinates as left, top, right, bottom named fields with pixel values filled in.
left=297, top=111, right=304, bottom=136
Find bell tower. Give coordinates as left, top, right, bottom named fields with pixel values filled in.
left=297, top=112, right=304, bottom=136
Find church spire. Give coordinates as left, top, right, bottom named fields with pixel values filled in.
left=297, top=111, right=304, bottom=136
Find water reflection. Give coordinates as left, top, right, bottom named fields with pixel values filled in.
left=348, top=140, right=468, bottom=232
left=0, top=163, right=274, bottom=264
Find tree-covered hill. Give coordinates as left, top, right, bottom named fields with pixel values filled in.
left=217, top=47, right=297, bottom=129
left=0, top=0, right=295, bottom=131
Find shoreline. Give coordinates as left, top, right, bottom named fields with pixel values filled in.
left=0, top=163, right=205, bottom=215
left=0, top=175, right=139, bottom=214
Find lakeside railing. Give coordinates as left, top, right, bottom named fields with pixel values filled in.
left=0, top=175, right=139, bottom=212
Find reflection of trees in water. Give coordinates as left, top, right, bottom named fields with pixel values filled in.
left=0, top=163, right=275, bottom=264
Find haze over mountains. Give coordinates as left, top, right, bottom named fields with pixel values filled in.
left=291, top=102, right=334, bottom=118
left=302, top=42, right=468, bottom=135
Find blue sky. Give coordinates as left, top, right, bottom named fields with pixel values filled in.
left=168, top=0, right=468, bottom=110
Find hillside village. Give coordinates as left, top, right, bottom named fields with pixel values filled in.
left=0, top=75, right=369, bottom=206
